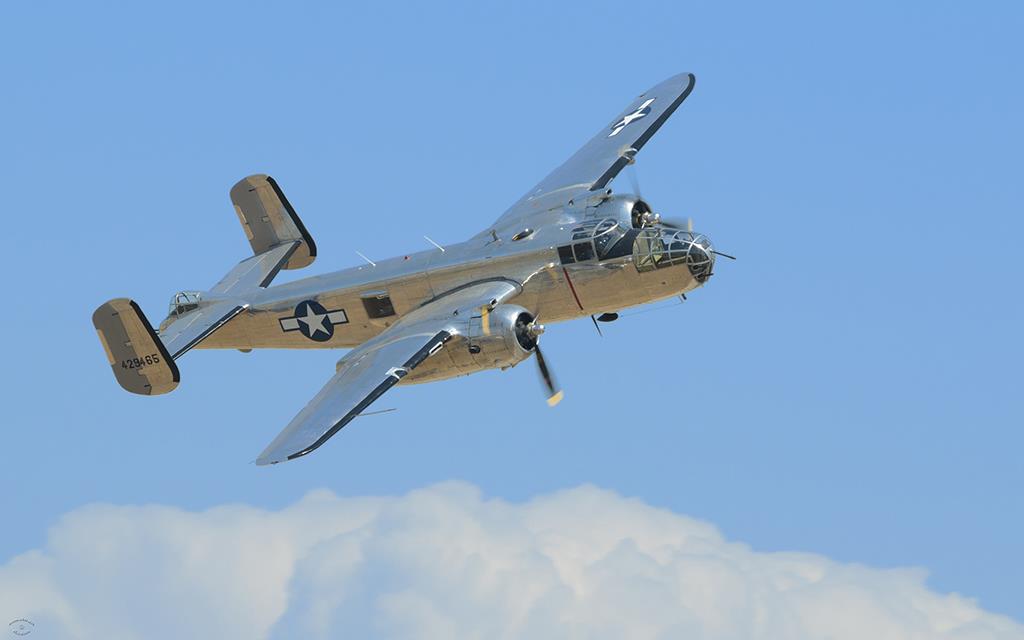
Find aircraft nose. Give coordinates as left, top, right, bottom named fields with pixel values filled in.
left=665, top=230, right=714, bottom=283
left=686, top=233, right=714, bottom=282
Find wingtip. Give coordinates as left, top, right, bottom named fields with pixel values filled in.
left=547, top=390, right=564, bottom=407
left=665, top=71, right=696, bottom=86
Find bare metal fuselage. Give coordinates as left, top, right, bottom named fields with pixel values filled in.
left=190, top=199, right=706, bottom=383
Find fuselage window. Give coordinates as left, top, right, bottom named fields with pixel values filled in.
left=558, top=245, right=576, bottom=265
left=573, top=242, right=595, bottom=262
left=362, top=294, right=396, bottom=318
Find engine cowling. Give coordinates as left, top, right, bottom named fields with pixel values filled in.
left=401, top=304, right=537, bottom=384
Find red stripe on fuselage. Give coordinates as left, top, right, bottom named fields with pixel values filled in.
left=561, top=267, right=584, bottom=311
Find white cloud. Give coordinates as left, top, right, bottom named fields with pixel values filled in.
left=1, top=482, right=1020, bottom=640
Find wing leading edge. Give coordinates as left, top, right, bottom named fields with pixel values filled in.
left=488, top=72, right=696, bottom=235
left=255, top=280, right=521, bottom=465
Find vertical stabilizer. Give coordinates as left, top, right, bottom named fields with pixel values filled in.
left=93, top=299, right=180, bottom=395
left=230, top=174, right=316, bottom=270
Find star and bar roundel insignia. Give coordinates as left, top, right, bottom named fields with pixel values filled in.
left=279, top=300, right=349, bottom=342
left=608, top=97, right=656, bottom=137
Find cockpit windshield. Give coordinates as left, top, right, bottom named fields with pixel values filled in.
left=567, top=218, right=627, bottom=260
left=593, top=219, right=626, bottom=258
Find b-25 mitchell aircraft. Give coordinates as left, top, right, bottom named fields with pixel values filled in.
left=93, top=72, right=725, bottom=465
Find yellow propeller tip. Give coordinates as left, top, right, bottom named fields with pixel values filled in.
left=547, top=391, right=564, bottom=407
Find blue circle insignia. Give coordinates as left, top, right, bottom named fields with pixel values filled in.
left=294, top=300, right=333, bottom=342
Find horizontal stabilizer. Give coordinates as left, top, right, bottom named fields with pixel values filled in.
left=230, top=174, right=315, bottom=270
left=159, top=300, right=247, bottom=360
left=211, top=241, right=299, bottom=295
left=93, top=299, right=179, bottom=395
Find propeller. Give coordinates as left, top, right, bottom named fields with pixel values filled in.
left=534, top=342, right=563, bottom=407
left=628, top=163, right=663, bottom=227
left=626, top=160, right=737, bottom=260
left=518, top=315, right=563, bottom=406
left=627, top=162, right=643, bottom=199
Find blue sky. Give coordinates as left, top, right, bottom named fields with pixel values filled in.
left=1, top=0, right=1022, bottom=633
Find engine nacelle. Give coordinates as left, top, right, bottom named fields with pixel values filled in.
left=401, top=304, right=536, bottom=384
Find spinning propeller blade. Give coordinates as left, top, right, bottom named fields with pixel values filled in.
left=628, top=162, right=643, bottom=199
left=534, top=343, right=563, bottom=407
left=660, top=216, right=694, bottom=231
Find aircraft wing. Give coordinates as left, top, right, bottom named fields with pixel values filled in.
left=488, top=72, right=696, bottom=234
left=255, top=280, right=521, bottom=465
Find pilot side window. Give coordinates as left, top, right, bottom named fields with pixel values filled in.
left=558, top=245, right=575, bottom=265
left=573, top=242, right=595, bottom=262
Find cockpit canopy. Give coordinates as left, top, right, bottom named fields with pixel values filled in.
left=557, top=218, right=630, bottom=264
left=168, top=291, right=203, bottom=317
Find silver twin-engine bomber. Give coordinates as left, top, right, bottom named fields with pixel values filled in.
left=92, top=72, right=727, bottom=465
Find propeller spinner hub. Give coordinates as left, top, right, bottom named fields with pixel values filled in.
left=527, top=322, right=545, bottom=338
left=641, top=210, right=661, bottom=227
